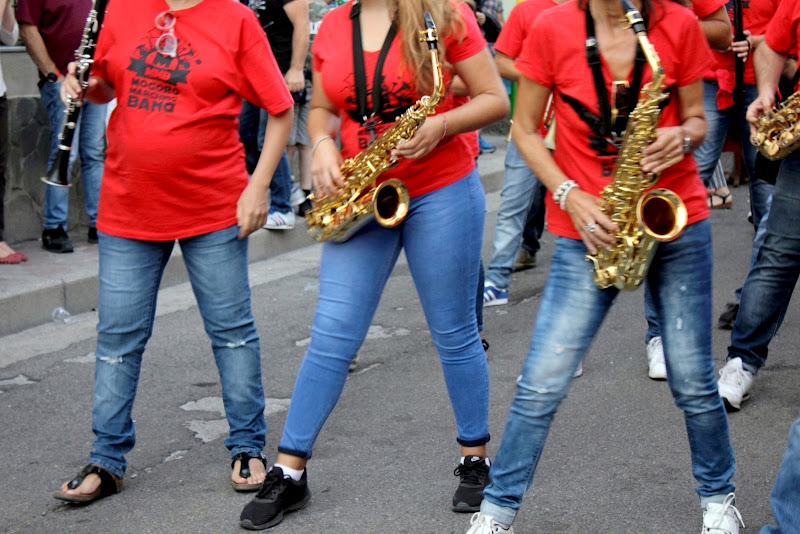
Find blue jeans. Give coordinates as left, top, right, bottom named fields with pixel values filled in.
left=481, top=220, right=735, bottom=526
left=89, top=225, right=266, bottom=478
left=693, top=81, right=758, bottom=187
left=728, top=153, right=800, bottom=375
left=278, top=170, right=490, bottom=458
left=486, top=140, right=544, bottom=290
left=40, top=80, right=106, bottom=229
left=760, top=409, right=800, bottom=534
left=238, top=100, right=292, bottom=214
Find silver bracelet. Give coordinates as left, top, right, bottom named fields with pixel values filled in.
left=311, top=135, right=334, bottom=158
left=552, top=179, right=578, bottom=209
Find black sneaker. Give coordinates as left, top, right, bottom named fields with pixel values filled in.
left=240, top=466, right=311, bottom=530
left=88, top=227, right=98, bottom=244
left=297, top=198, right=313, bottom=218
left=42, top=225, right=74, bottom=253
left=718, top=302, right=739, bottom=330
left=452, top=456, right=490, bottom=513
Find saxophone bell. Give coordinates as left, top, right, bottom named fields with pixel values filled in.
left=637, top=188, right=687, bottom=242
left=373, top=179, right=410, bottom=227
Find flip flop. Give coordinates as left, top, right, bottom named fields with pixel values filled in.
left=53, top=464, right=123, bottom=504
left=709, top=192, right=733, bottom=209
left=0, top=253, right=22, bottom=264
left=231, top=452, right=267, bottom=492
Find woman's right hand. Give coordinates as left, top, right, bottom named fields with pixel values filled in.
left=564, top=187, right=618, bottom=255
left=311, top=139, right=345, bottom=198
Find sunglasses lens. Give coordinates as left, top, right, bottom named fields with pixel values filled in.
left=155, top=11, right=176, bottom=30
left=156, top=33, right=177, bottom=57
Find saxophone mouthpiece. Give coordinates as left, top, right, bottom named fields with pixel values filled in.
left=421, top=12, right=437, bottom=49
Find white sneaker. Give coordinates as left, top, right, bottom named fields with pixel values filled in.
left=646, top=336, right=667, bottom=380
left=465, top=512, right=514, bottom=534
left=573, top=362, right=583, bottom=378
left=264, top=211, right=296, bottom=230
left=290, top=185, right=306, bottom=207
left=717, top=357, right=754, bottom=411
left=702, top=493, right=744, bottom=534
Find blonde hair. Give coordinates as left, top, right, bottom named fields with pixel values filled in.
left=391, top=0, right=466, bottom=95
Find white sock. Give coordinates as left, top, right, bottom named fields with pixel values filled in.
left=273, top=463, right=304, bottom=481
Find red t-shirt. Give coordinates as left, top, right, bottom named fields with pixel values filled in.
left=765, top=0, right=800, bottom=91
left=517, top=0, right=713, bottom=241
left=312, top=3, right=487, bottom=198
left=494, top=0, right=560, bottom=59
left=709, top=0, right=780, bottom=85
left=16, top=0, right=92, bottom=76
left=92, top=0, right=293, bottom=240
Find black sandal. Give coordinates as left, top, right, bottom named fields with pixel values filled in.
left=231, top=452, right=267, bottom=492
left=53, top=464, right=123, bottom=504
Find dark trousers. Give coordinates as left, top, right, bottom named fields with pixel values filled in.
left=0, top=95, right=8, bottom=242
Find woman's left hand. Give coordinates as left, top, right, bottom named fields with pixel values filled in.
left=390, top=114, right=447, bottom=161
left=640, top=126, right=685, bottom=175
left=236, top=181, right=269, bottom=239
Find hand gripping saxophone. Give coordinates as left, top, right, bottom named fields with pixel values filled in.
left=305, top=12, right=444, bottom=243
left=750, top=90, right=800, bottom=161
left=41, top=0, right=110, bottom=188
left=586, top=0, right=688, bottom=291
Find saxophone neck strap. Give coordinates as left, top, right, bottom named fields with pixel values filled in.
left=584, top=2, right=647, bottom=137
left=351, top=0, right=398, bottom=132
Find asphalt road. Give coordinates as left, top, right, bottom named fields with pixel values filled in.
left=1, top=160, right=798, bottom=534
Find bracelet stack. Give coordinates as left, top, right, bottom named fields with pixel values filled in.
left=552, top=180, right=579, bottom=211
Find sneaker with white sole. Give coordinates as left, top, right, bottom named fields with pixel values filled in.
left=465, top=512, right=514, bottom=534
left=290, top=185, right=306, bottom=207
left=264, top=211, right=295, bottom=230
left=702, top=493, right=744, bottom=534
left=646, top=336, right=667, bottom=380
left=483, top=282, right=508, bottom=307
left=717, top=357, right=754, bottom=411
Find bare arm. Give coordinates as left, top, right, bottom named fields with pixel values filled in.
left=494, top=51, right=519, bottom=83
left=0, top=0, right=18, bottom=42
left=283, top=0, right=310, bottom=93
left=307, top=68, right=345, bottom=197
left=699, top=6, right=733, bottom=51
left=512, top=77, right=617, bottom=253
left=640, top=79, right=706, bottom=174
left=19, top=23, right=61, bottom=79
left=746, top=42, right=786, bottom=131
left=394, top=45, right=509, bottom=158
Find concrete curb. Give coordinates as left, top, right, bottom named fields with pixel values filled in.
left=0, top=134, right=508, bottom=338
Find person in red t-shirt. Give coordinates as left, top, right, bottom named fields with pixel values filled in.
left=52, top=0, right=293, bottom=505
left=721, top=8, right=800, bottom=528
left=463, top=0, right=745, bottom=532
left=240, top=0, right=509, bottom=529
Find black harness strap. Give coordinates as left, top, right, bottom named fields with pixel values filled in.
left=351, top=0, right=397, bottom=134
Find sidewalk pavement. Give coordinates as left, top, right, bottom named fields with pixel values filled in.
left=0, top=134, right=508, bottom=338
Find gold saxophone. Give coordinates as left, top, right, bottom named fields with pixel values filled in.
left=305, top=12, right=445, bottom=243
left=751, top=90, right=800, bottom=161
left=586, top=0, right=688, bottom=291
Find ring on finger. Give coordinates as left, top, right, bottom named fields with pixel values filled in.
left=586, top=222, right=597, bottom=233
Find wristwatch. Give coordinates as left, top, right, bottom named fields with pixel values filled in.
left=46, top=71, right=58, bottom=83
left=682, top=136, right=693, bottom=154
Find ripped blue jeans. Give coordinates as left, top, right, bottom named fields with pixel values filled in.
left=90, top=225, right=266, bottom=478
left=481, top=220, right=736, bottom=525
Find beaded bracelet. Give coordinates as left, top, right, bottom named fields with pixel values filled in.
left=552, top=179, right=578, bottom=210
left=559, top=181, right=579, bottom=211
left=311, top=135, right=334, bottom=158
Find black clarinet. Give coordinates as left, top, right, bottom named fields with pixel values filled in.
left=41, top=0, right=110, bottom=188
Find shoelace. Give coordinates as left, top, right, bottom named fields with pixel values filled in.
left=719, top=364, right=748, bottom=387
left=454, top=459, right=489, bottom=485
left=255, top=469, right=289, bottom=500
left=469, top=512, right=508, bottom=533
left=709, top=494, right=745, bottom=531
